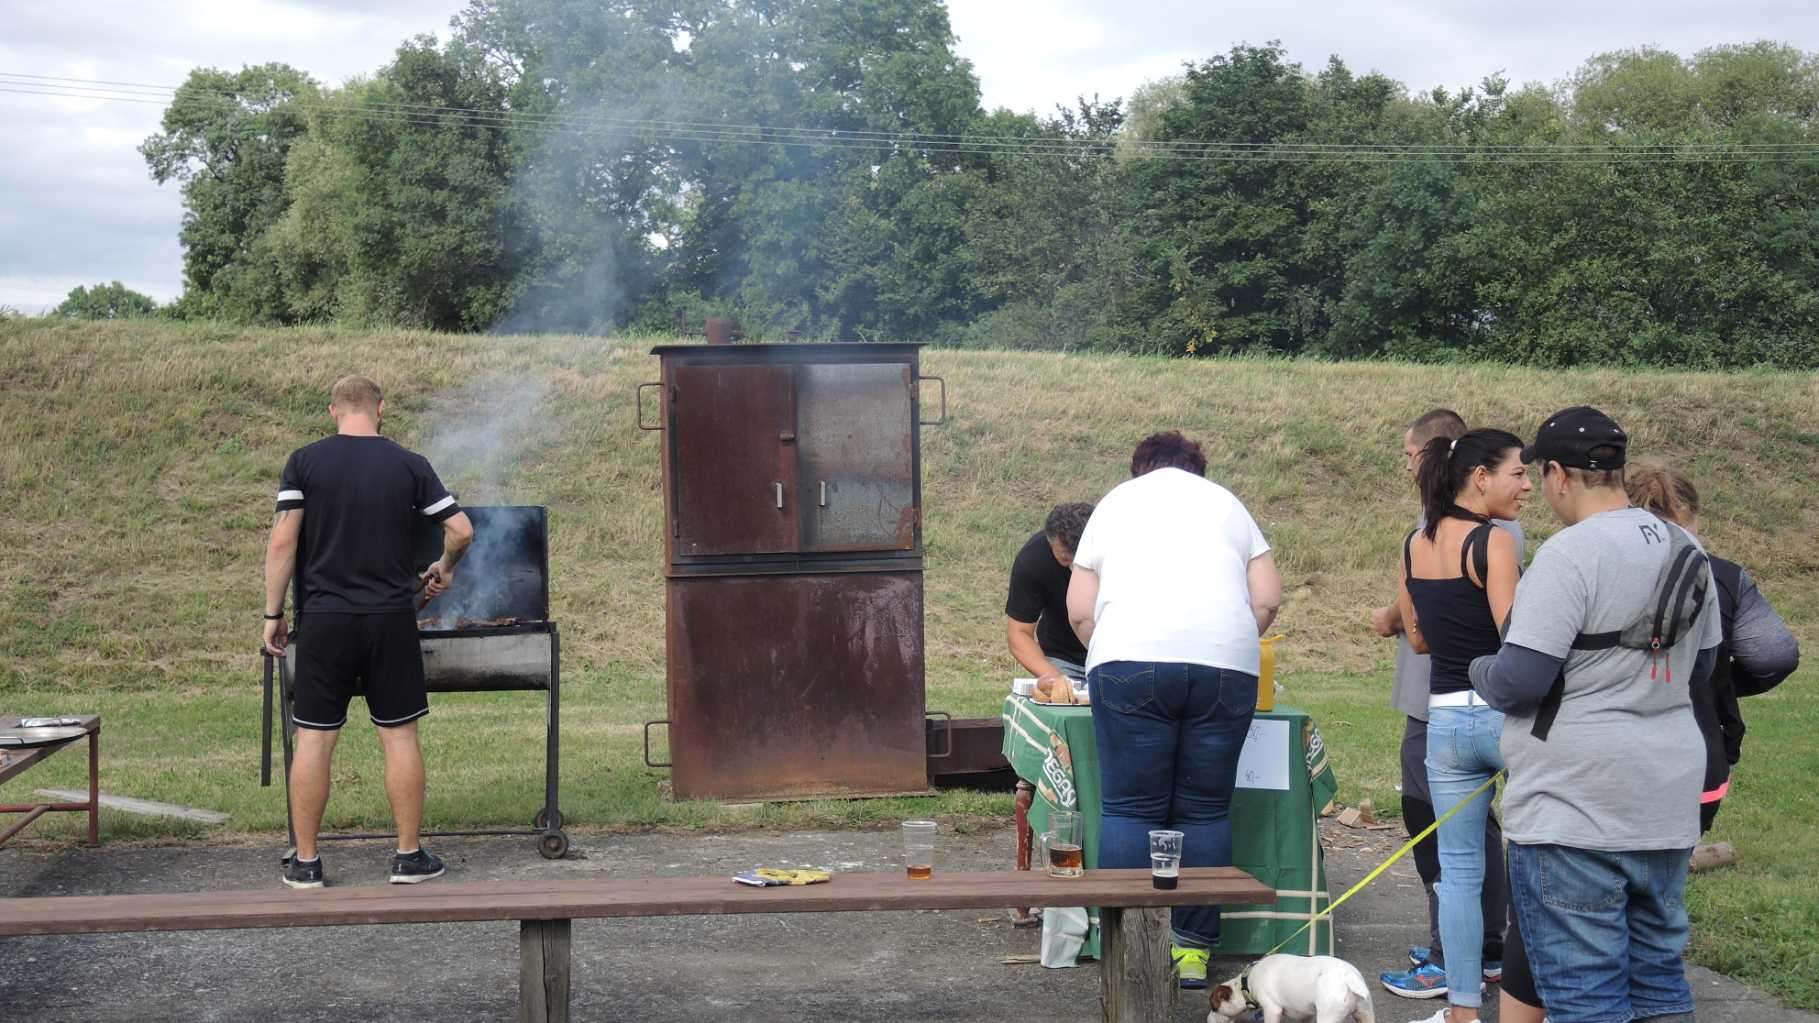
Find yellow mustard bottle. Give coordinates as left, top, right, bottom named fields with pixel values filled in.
left=1256, top=635, right=1284, bottom=711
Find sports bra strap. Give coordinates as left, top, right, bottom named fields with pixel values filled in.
left=1403, top=530, right=1417, bottom=580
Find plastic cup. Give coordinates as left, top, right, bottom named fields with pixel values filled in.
left=1149, top=829, right=1184, bottom=889
left=902, top=820, right=936, bottom=880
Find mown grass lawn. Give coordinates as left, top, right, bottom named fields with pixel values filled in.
left=2, top=320, right=1814, bottom=1006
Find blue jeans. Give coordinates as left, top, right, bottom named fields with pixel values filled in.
left=1089, top=660, right=1256, bottom=949
left=1509, top=842, right=1695, bottom=1023
left=1426, top=701, right=1506, bottom=1008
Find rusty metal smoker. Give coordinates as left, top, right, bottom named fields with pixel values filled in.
left=638, top=343, right=947, bottom=800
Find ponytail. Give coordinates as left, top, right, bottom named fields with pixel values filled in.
left=1416, top=427, right=1526, bottom=539
left=1626, top=465, right=1700, bottom=526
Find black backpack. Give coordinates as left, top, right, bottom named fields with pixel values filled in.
left=1530, top=519, right=1711, bottom=740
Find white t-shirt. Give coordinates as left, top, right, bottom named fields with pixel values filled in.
left=1071, top=468, right=1272, bottom=674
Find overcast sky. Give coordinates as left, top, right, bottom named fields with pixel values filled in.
left=2, top=1, right=1813, bottom=312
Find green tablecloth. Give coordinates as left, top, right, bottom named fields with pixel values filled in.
left=1001, top=697, right=1339, bottom=959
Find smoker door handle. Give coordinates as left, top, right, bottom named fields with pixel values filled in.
left=917, top=375, right=946, bottom=427
left=774, top=482, right=784, bottom=509
left=925, top=710, right=953, bottom=759
left=636, top=381, right=664, bottom=431
left=643, top=720, right=672, bottom=768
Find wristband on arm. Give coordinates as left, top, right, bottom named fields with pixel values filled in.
left=263, top=611, right=285, bottom=621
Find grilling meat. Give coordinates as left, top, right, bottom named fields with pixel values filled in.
left=418, top=616, right=526, bottom=630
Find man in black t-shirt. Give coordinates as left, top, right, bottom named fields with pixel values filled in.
left=262, top=375, right=473, bottom=890
left=1006, top=502, right=1094, bottom=687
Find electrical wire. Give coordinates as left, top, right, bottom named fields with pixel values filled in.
left=7, top=71, right=1819, bottom=165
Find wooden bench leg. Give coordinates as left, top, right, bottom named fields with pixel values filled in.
left=1099, top=906, right=1175, bottom=1023
left=520, top=918, right=572, bottom=1023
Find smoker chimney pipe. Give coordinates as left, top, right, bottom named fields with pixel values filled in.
left=705, top=317, right=736, bottom=345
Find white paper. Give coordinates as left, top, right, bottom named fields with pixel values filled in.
left=1235, top=718, right=1291, bottom=791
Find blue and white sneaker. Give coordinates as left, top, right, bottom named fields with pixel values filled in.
left=1380, top=961, right=1448, bottom=999
left=1408, top=945, right=1501, bottom=981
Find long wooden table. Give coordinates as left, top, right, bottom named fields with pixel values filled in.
left=0, top=714, right=100, bottom=847
left=0, top=866, right=1273, bottom=1022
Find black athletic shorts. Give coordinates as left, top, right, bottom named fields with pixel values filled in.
left=292, top=611, right=429, bottom=730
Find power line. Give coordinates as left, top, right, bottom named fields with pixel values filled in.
left=7, top=71, right=1819, bottom=165
left=8, top=70, right=1814, bottom=153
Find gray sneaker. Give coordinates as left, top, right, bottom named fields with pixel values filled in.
left=283, top=856, right=325, bottom=890
left=389, top=848, right=446, bottom=884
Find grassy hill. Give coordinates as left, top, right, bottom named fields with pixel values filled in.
left=3, top=320, right=1815, bottom=1003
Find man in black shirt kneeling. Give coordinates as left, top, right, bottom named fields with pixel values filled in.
left=1006, top=502, right=1095, bottom=691
left=262, top=375, right=473, bottom=890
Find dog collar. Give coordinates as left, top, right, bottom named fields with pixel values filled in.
left=1240, top=971, right=1258, bottom=1008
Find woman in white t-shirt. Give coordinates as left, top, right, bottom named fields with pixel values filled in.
left=1065, top=430, right=1282, bottom=988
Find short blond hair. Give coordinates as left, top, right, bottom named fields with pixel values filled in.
left=331, top=375, right=383, bottom=414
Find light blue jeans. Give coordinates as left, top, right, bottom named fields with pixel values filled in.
left=1426, top=701, right=1506, bottom=1009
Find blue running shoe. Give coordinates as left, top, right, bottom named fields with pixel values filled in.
left=1380, top=961, right=1448, bottom=999
left=1483, top=959, right=1503, bottom=983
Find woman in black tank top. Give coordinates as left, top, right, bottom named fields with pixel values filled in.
left=1393, top=428, right=1530, bottom=1023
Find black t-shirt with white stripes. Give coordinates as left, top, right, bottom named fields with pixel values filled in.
left=275, top=434, right=460, bottom=613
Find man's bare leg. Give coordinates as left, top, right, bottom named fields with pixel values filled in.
left=289, top=727, right=340, bottom=861
left=377, top=720, right=426, bottom=851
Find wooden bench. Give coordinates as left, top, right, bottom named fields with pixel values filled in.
left=0, top=866, right=1272, bottom=1022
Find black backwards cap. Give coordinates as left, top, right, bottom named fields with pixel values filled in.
left=1521, top=406, right=1628, bottom=471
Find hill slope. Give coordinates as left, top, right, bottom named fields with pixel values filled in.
left=4, top=320, right=1814, bottom=692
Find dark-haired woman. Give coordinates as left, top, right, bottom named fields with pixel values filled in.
left=1066, top=430, right=1282, bottom=989
left=1394, top=428, right=1530, bottom=1023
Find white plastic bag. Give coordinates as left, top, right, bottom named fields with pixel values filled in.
left=1039, top=905, right=1089, bottom=968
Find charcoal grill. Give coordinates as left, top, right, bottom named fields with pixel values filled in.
left=259, top=505, right=569, bottom=858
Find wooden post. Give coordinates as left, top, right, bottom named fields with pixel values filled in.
left=1099, top=906, right=1175, bottom=1023
left=520, top=918, right=572, bottom=1023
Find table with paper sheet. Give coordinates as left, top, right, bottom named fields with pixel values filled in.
left=1000, top=699, right=1338, bottom=962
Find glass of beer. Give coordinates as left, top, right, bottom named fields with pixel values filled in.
left=1044, top=809, right=1085, bottom=878
left=1149, top=829, right=1184, bottom=889
left=902, top=820, right=936, bottom=880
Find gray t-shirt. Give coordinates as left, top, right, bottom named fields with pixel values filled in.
left=1499, top=507, right=1722, bottom=852
left=1390, top=516, right=1526, bottom=721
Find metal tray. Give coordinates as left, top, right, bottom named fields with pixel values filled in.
left=0, top=725, right=88, bottom=747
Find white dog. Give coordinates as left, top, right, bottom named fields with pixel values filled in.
left=1208, top=954, right=1375, bottom=1023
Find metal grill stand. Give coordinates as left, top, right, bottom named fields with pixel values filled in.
left=260, top=625, right=567, bottom=859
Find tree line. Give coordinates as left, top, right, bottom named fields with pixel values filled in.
left=77, top=1, right=1819, bottom=367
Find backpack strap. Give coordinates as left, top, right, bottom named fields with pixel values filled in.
left=1460, top=522, right=1494, bottom=590
left=1530, top=669, right=1567, bottom=741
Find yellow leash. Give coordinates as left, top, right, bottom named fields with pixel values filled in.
left=1258, top=770, right=1505, bottom=959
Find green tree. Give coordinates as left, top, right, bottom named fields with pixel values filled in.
left=51, top=282, right=160, bottom=320
left=266, top=38, right=529, bottom=329
left=140, top=64, right=318, bottom=322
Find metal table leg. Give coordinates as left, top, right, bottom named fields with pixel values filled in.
left=86, top=724, right=100, bottom=846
